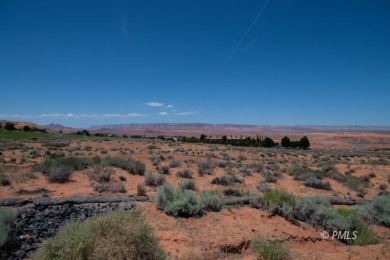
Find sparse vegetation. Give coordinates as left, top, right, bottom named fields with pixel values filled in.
left=176, top=169, right=194, bottom=179
left=252, top=235, right=290, bottom=260
left=197, top=160, right=214, bottom=176
left=199, top=191, right=223, bottom=212
left=156, top=184, right=202, bottom=217
left=34, top=210, right=166, bottom=260
left=145, top=172, right=166, bottom=187
left=179, top=180, right=197, bottom=190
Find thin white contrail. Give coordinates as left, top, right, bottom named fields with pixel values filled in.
left=229, top=0, right=270, bottom=59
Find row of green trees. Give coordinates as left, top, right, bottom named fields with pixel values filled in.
left=281, top=136, right=310, bottom=149
left=0, top=122, right=47, bottom=133
left=182, top=134, right=310, bottom=149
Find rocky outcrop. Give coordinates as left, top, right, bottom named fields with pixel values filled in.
left=1, top=200, right=136, bottom=260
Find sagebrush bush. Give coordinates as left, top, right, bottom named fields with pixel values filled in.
left=34, top=210, right=166, bottom=260
left=211, top=174, right=243, bottom=186
left=156, top=184, right=202, bottom=217
left=47, top=165, right=73, bottom=183
left=292, top=196, right=377, bottom=245
left=35, top=157, right=93, bottom=174
left=104, top=157, right=146, bottom=175
left=251, top=235, right=290, bottom=260
left=294, top=197, right=331, bottom=225
left=263, top=189, right=296, bottom=219
left=87, top=164, right=115, bottom=183
left=0, top=208, right=17, bottom=248
left=358, top=194, right=390, bottom=227
left=223, top=188, right=247, bottom=197
left=179, top=180, right=197, bottom=190
left=145, top=172, right=166, bottom=187
left=197, top=160, right=214, bottom=176
left=159, top=165, right=170, bottom=175
left=176, top=169, right=194, bottom=179
left=304, top=176, right=332, bottom=191
left=168, top=160, right=181, bottom=168
left=200, top=192, right=223, bottom=212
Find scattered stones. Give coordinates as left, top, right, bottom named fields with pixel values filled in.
left=1, top=201, right=135, bottom=259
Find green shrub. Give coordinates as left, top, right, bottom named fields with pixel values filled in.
left=168, top=160, right=181, bottom=168
left=304, top=176, right=332, bottom=191
left=211, top=174, right=243, bottom=186
left=47, top=165, right=73, bottom=183
left=200, top=192, right=223, bottom=212
left=176, top=169, right=194, bottom=179
left=156, top=184, right=202, bottom=217
left=197, top=160, right=214, bottom=176
left=294, top=197, right=331, bottom=225
left=336, top=208, right=357, bottom=218
left=0, top=208, right=17, bottom=248
left=109, top=181, right=126, bottom=193
left=358, top=194, right=390, bottom=227
left=179, top=180, right=197, bottom=190
left=159, top=165, right=170, bottom=175
left=34, top=210, right=166, bottom=260
left=145, top=172, right=166, bottom=187
left=252, top=235, right=290, bottom=260
left=87, top=164, right=115, bottom=183
left=263, top=189, right=296, bottom=219
left=104, top=157, right=145, bottom=175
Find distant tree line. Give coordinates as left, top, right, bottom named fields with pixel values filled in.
left=281, top=136, right=310, bottom=149
left=0, top=122, right=47, bottom=133
left=182, top=134, right=310, bottom=149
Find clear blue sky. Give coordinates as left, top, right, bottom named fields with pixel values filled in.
left=1, top=0, right=389, bottom=127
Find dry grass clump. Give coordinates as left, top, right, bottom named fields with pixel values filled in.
left=34, top=209, right=166, bottom=260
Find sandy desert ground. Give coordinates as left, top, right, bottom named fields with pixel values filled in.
left=1, top=133, right=389, bottom=259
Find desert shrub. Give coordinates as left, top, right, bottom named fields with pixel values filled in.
left=223, top=188, right=247, bottom=197
left=109, top=181, right=126, bottom=193
left=179, top=180, right=197, bottom=190
left=239, top=167, right=252, bottom=176
left=249, top=162, right=263, bottom=173
left=216, top=161, right=228, bottom=168
left=156, top=183, right=176, bottom=210
left=262, top=170, right=279, bottom=183
left=87, top=164, right=115, bottom=183
left=168, top=160, right=181, bottom=168
left=294, top=197, right=331, bottom=224
left=263, top=189, right=296, bottom=219
left=351, top=220, right=379, bottom=246
left=156, top=184, right=201, bottom=217
left=357, top=195, right=390, bottom=227
left=176, top=169, right=194, bottom=179
left=0, top=169, right=11, bottom=186
left=34, top=210, right=166, bottom=260
left=104, top=157, right=146, bottom=175
left=159, top=165, right=170, bottom=175
left=304, top=176, right=332, bottom=191
left=145, top=172, right=166, bottom=187
left=0, top=209, right=17, bottom=248
left=35, top=157, right=92, bottom=174
left=323, top=210, right=376, bottom=245
left=251, top=235, right=290, bottom=260
left=137, top=184, right=146, bottom=196
left=379, top=183, right=388, bottom=191
left=257, top=184, right=269, bottom=193
left=336, top=208, right=357, bottom=218
left=47, top=165, right=73, bottom=183
left=211, top=174, right=243, bottom=186
left=197, top=160, right=214, bottom=176
left=200, top=192, right=223, bottom=212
